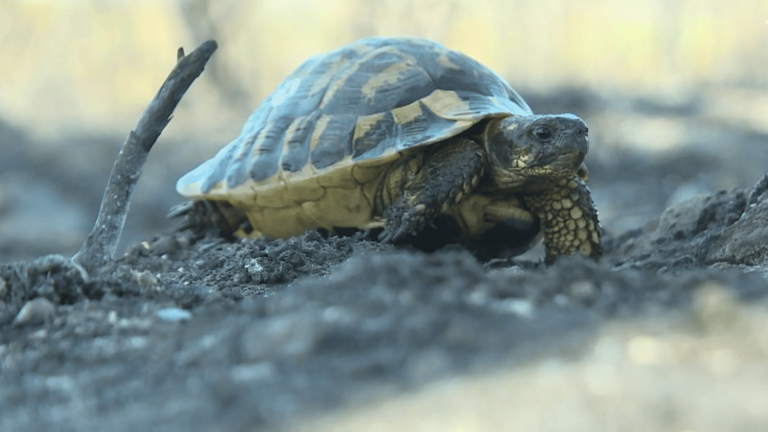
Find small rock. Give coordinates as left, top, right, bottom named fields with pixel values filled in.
left=240, top=315, right=322, bottom=361
left=406, top=348, right=452, bottom=381
left=246, top=258, right=263, bottom=276
left=152, top=236, right=180, bottom=256
left=230, top=362, right=276, bottom=382
left=494, top=298, right=535, bottom=318
left=13, top=298, right=55, bottom=326
left=708, top=188, right=768, bottom=265
left=554, top=294, right=570, bottom=307
left=132, top=269, right=158, bottom=287
left=156, top=308, right=192, bottom=322
left=570, top=280, right=596, bottom=298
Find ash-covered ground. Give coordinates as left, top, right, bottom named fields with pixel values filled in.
left=1, top=89, right=768, bottom=432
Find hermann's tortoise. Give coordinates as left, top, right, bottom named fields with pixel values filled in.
left=175, top=37, right=602, bottom=262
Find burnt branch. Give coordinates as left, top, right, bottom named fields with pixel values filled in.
left=73, top=40, right=218, bottom=276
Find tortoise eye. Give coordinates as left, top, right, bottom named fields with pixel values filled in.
left=533, top=126, right=553, bottom=141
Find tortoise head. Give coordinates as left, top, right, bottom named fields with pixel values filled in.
left=483, top=113, right=589, bottom=190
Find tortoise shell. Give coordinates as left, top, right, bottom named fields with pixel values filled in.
left=177, top=37, right=538, bottom=238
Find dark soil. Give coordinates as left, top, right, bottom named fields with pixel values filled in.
left=1, top=89, right=767, bottom=431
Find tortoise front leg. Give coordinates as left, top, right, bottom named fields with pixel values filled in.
left=378, top=137, right=485, bottom=243
left=522, top=175, right=602, bottom=264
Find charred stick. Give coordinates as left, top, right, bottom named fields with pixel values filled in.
left=73, top=40, right=218, bottom=276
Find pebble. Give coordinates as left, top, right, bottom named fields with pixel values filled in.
left=13, top=298, right=55, bottom=326
left=156, top=308, right=192, bottom=322
left=132, top=269, right=158, bottom=287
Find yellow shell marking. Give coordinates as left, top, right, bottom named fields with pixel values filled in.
left=391, top=101, right=424, bottom=125
left=248, top=205, right=320, bottom=239
left=279, top=117, right=304, bottom=161
left=420, top=90, right=472, bottom=120
left=352, top=163, right=388, bottom=184
left=309, top=56, right=347, bottom=96
left=436, top=52, right=460, bottom=70
left=320, top=45, right=399, bottom=110
left=235, top=130, right=260, bottom=161
left=316, top=156, right=358, bottom=189
left=361, top=58, right=418, bottom=103
left=301, top=186, right=375, bottom=230
left=277, top=174, right=325, bottom=203
left=310, top=114, right=333, bottom=151
left=353, top=112, right=386, bottom=143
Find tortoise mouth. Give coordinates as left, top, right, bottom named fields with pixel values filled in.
left=512, top=150, right=584, bottom=177
left=491, top=164, right=579, bottom=191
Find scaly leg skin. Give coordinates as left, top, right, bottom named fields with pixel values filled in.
left=170, top=199, right=252, bottom=240
left=379, top=137, right=485, bottom=243
left=522, top=175, right=602, bottom=264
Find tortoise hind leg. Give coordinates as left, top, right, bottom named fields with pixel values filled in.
left=378, top=137, right=485, bottom=243
left=169, top=200, right=252, bottom=240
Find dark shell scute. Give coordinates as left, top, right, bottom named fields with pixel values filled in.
left=454, top=91, right=518, bottom=118
left=218, top=99, right=281, bottom=190
left=319, top=48, right=435, bottom=116
left=280, top=111, right=320, bottom=172
left=224, top=130, right=260, bottom=190
left=249, top=118, right=292, bottom=182
left=267, top=48, right=362, bottom=120
left=431, top=56, right=507, bottom=98
left=199, top=142, right=240, bottom=194
left=351, top=102, right=467, bottom=161
left=409, top=104, right=467, bottom=145
left=310, top=114, right=357, bottom=170
left=389, top=42, right=503, bottom=98
left=352, top=112, right=398, bottom=160
left=267, top=76, right=325, bottom=121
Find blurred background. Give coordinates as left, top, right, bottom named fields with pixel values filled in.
left=1, top=0, right=767, bottom=261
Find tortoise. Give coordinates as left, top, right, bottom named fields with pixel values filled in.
left=175, top=36, right=602, bottom=262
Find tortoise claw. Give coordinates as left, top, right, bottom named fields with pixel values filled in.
left=378, top=222, right=411, bottom=244
left=379, top=203, right=428, bottom=244
left=378, top=229, right=394, bottom=244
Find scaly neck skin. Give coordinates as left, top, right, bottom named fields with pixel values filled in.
left=480, top=118, right=542, bottom=191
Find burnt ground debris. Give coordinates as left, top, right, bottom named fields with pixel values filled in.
left=1, top=89, right=768, bottom=431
